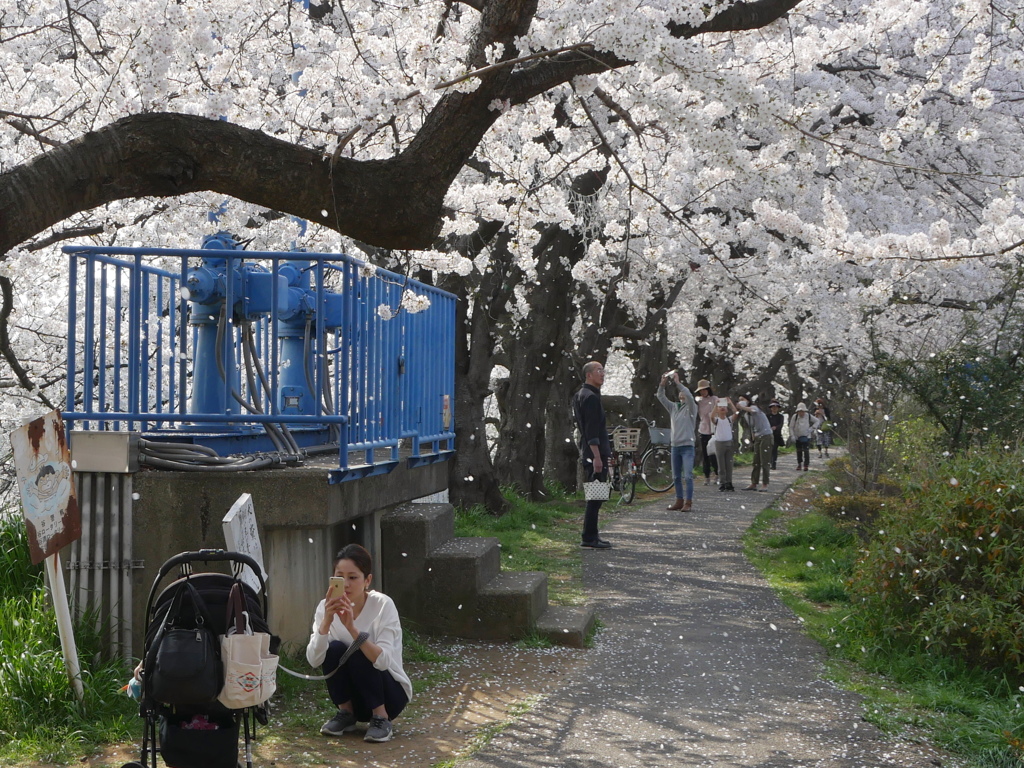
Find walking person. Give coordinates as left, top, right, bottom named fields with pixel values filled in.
left=767, top=400, right=785, bottom=470
left=789, top=403, right=820, bottom=471
left=695, top=379, right=719, bottom=486
left=656, top=370, right=697, bottom=511
left=711, top=397, right=739, bottom=491
left=735, top=397, right=773, bottom=490
left=814, top=405, right=832, bottom=458
left=572, top=360, right=613, bottom=549
left=307, top=543, right=411, bottom=743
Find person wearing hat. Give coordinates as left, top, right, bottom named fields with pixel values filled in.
left=710, top=396, right=739, bottom=491
left=694, top=379, right=719, bottom=486
left=656, top=370, right=697, bottom=511
left=789, top=403, right=821, bottom=471
left=767, top=401, right=785, bottom=470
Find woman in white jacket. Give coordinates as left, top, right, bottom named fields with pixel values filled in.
left=788, top=403, right=821, bottom=471
left=306, top=543, right=411, bottom=743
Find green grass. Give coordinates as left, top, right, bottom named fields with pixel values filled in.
left=745, top=480, right=1024, bottom=767
left=0, top=513, right=137, bottom=765
left=455, top=486, right=594, bottom=606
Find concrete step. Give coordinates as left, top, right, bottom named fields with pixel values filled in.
left=426, top=536, right=501, bottom=597
left=535, top=604, right=597, bottom=649
left=472, top=571, right=548, bottom=641
left=381, top=503, right=455, bottom=563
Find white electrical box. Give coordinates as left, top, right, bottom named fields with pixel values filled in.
left=70, top=431, right=141, bottom=473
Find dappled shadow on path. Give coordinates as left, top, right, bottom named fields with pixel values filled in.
left=460, top=465, right=955, bottom=768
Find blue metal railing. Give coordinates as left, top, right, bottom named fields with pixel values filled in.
left=62, top=244, right=456, bottom=483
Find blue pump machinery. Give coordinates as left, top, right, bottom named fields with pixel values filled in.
left=162, top=232, right=346, bottom=460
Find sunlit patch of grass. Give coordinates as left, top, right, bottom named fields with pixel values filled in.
left=455, top=487, right=587, bottom=605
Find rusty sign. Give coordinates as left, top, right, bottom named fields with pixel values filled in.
left=10, top=411, right=82, bottom=565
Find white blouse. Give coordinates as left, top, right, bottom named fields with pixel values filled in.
left=305, top=590, right=412, bottom=701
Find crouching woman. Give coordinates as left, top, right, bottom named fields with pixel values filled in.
left=306, top=543, right=411, bottom=743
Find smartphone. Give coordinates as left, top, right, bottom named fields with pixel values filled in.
left=328, top=576, right=345, bottom=600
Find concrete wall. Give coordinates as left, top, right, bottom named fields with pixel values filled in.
left=123, top=457, right=448, bottom=657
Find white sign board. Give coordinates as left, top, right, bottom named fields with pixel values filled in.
left=222, top=493, right=267, bottom=594
left=10, top=410, right=81, bottom=564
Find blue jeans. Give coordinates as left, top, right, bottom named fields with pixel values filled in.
left=672, top=445, right=695, bottom=500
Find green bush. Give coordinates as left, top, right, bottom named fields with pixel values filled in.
left=816, top=492, right=891, bottom=539
left=848, top=445, right=1024, bottom=680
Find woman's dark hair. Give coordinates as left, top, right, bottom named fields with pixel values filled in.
left=334, top=543, right=372, bottom=577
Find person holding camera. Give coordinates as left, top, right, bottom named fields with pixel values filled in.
left=306, top=543, right=411, bottom=743
left=656, top=370, right=697, bottom=511
left=711, top=397, right=740, bottom=491
left=734, top=396, right=774, bottom=491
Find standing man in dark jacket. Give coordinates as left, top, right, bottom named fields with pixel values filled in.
left=767, top=400, right=785, bottom=470
left=572, top=361, right=613, bottom=549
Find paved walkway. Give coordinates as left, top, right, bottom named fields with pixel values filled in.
left=461, top=459, right=954, bottom=768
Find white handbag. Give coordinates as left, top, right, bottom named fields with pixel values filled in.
left=583, top=479, right=611, bottom=501
left=218, top=583, right=279, bottom=710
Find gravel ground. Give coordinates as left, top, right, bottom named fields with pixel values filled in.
left=458, top=459, right=960, bottom=768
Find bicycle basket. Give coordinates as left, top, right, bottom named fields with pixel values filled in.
left=612, top=428, right=641, bottom=452
left=648, top=427, right=670, bottom=445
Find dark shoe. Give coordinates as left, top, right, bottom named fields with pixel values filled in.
left=803, top=466, right=809, bottom=471
left=581, top=539, right=613, bottom=549
left=718, top=484, right=727, bottom=492
left=743, top=484, right=757, bottom=491
left=321, top=710, right=358, bottom=736
left=667, top=499, right=685, bottom=511
left=771, top=463, right=777, bottom=470
left=727, top=483, right=735, bottom=491
left=796, top=464, right=802, bottom=471
left=364, top=715, right=394, bottom=743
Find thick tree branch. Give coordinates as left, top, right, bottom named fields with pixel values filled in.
left=0, top=0, right=805, bottom=255
left=508, top=0, right=803, bottom=103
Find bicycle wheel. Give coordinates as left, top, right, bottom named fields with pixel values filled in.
left=641, top=446, right=674, bottom=493
left=608, top=457, right=622, bottom=493
left=618, top=463, right=637, bottom=504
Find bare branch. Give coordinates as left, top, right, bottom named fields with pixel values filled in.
left=0, top=276, right=57, bottom=410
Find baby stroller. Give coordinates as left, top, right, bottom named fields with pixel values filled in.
left=123, top=549, right=279, bottom=768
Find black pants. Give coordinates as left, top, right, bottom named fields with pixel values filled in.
left=699, top=433, right=718, bottom=478
left=582, top=465, right=608, bottom=543
left=771, top=442, right=781, bottom=467
left=795, top=438, right=810, bottom=467
left=324, top=639, right=408, bottom=721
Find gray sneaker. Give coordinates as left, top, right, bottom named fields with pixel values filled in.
left=320, top=709, right=358, bottom=736
left=364, top=715, right=393, bottom=742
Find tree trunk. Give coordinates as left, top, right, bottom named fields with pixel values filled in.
left=445, top=288, right=508, bottom=513
left=493, top=228, right=577, bottom=500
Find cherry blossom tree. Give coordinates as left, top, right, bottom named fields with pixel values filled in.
left=1, top=0, right=1022, bottom=506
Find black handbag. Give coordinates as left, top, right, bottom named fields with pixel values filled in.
left=145, top=580, right=223, bottom=707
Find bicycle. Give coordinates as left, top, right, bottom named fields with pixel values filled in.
left=633, top=417, right=673, bottom=493
left=607, top=419, right=674, bottom=501
left=608, top=427, right=641, bottom=504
